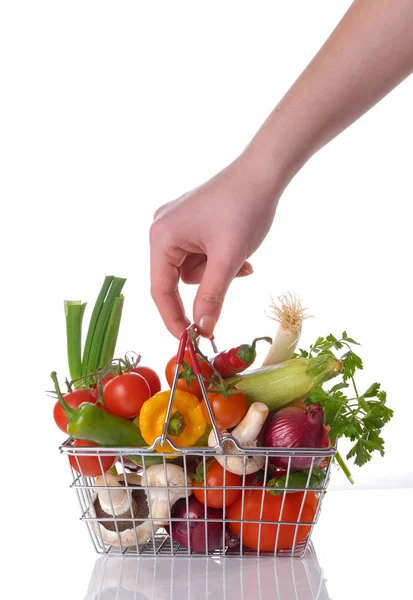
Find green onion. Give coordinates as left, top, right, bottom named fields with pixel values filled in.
left=65, top=300, right=87, bottom=381
left=85, top=277, right=126, bottom=375
left=81, top=275, right=114, bottom=377
left=99, top=294, right=124, bottom=368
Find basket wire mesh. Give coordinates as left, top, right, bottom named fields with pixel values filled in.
left=60, top=324, right=336, bottom=558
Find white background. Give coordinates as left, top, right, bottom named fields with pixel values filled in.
left=1, top=1, right=412, bottom=597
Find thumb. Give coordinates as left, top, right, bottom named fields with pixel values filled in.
left=193, top=252, right=243, bottom=337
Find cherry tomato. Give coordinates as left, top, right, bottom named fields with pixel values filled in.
left=166, top=350, right=213, bottom=396
left=201, top=387, right=248, bottom=429
left=69, top=440, right=115, bottom=477
left=53, top=388, right=97, bottom=433
left=92, top=373, right=115, bottom=398
left=130, top=366, right=161, bottom=395
left=103, top=372, right=151, bottom=418
left=193, top=459, right=242, bottom=508
left=227, top=490, right=318, bottom=551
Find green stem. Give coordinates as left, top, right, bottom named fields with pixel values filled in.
left=65, top=301, right=87, bottom=382
left=251, top=336, right=272, bottom=352
left=86, top=277, right=126, bottom=376
left=51, top=371, right=77, bottom=422
left=99, top=295, right=124, bottom=367
left=167, top=411, right=186, bottom=437
left=335, top=451, right=354, bottom=484
left=81, top=276, right=114, bottom=377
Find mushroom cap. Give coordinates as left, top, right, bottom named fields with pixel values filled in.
left=89, top=473, right=156, bottom=549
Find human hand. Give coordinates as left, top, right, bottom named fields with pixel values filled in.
left=150, top=152, right=284, bottom=338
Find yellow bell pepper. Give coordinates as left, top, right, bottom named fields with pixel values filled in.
left=138, top=389, right=207, bottom=453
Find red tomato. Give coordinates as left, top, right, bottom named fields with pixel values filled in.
left=92, top=373, right=115, bottom=398
left=103, top=372, right=151, bottom=418
left=201, top=388, right=248, bottom=429
left=227, top=490, right=318, bottom=552
left=130, top=366, right=161, bottom=395
left=165, top=350, right=213, bottom=396
left=69, top=440, right=115, bottom=477
left=53, top=388, right=97, bottom=433
left=193, top=460, right=242, bottom=508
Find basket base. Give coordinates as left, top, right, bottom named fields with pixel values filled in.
left=87, top=526, right=311, bottom=558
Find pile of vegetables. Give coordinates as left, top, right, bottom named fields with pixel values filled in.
left=51, top=282, right=393, bottom=553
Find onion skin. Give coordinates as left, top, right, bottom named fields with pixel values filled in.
left=168, top=496, right=223, bottom=553
left=264, top=404, right=329, bottom=471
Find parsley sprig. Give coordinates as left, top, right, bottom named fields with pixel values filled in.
left=296, top=332, right=393, bottom=482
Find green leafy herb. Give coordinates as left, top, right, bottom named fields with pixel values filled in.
left=301, top=333, right=393, bottom=478
left=267, top=468, right=326, bottom=495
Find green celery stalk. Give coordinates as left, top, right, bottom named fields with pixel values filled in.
left=99, top=294, right=124, bottom=368
left=86, top=277, right=126, bottom=375
left=65, top=300, right=87, bottom=381
left=81, top=275, right=114, bottom=377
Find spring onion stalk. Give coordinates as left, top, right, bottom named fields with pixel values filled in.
left=262, top=293, right=309, bottom=366
left=86, top=277, right=126, bottom=375
left=225, top=355, right=342, bottom=411
left=65, top=300, right=87, bottom=382
left=99, top=294, right=125, bottom=368
left=81, top=275, right=114, bottom=377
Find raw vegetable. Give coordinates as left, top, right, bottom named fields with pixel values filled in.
left=90, top=472, right=152, bottom=547
left=69, top=440, right=115, bottom=476
left=138, top=390, right=207, bottom=453
left=85, top=277, right=127, bottom=376
left=227, top=490, right=318, bottom=551
left=165, top=350, right=213, bottom=396
left=263, top=404, right=329, bottom=471
left=81, top=275, right=114, bottom=377
left=52, top=372, right=146, bottom=446
left=65, top=300, right=87, bottom=381
left=53, top=388, right=97, bottom=433
left=208, top=403, right=269, bottom=475
left=139, top=463, right=192, bottom=525
left=192, top=459, right=242, bottom=508
left=224, top=355, right=342, bottom=411
left=211, top=337, right=271, bottom=377
left=268, top=468, right=326, bottom=494
left=103, top=372, right=151, bottom=419
left=262, top=293, right=308, bottom=366
left=99, top=294, right=124, bottom=368
left=298, top=332, right=393, bottom=477
left=168, top=495, right=223, bottom=553
left=200, top=385, right=248, bottom=430
left=130, top=366, right=161, bottom=395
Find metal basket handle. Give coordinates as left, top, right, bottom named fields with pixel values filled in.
left=160, top=324, right=223, bottom=447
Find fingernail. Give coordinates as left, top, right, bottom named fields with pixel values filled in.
left=198, top=315, right=216, bottom=337
left=239, top=264, right=254, bottom=276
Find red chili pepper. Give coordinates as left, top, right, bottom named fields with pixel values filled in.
left=211, top=337, right=272, bottom=377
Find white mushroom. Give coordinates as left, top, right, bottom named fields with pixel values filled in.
left=89, top=472, right=153, bottom=548
left=89, top=464, right=191, bottom=548
left=140, top=463, right=192, bottom=526
left=208, top=402, right=269, bottom=475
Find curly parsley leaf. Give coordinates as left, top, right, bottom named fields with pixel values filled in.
left=303, top=333, right=393, bottom=476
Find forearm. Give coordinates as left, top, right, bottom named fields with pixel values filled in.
left=247, top=0, right=413, bottom=182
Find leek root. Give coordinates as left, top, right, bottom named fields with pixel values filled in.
left=262, top=293, right=309, bottom=366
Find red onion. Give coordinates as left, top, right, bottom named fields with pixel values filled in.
left=264, top=404, right=329, bottom=471
left=168, top=495, right=224, bottom=553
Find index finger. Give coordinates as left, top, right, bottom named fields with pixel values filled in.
left=150, top=245, right=190, bottom=339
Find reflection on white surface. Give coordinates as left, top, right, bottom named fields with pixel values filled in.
left=84, top=543, right=330, bottom=600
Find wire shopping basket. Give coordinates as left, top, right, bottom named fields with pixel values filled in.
left=60, top=325, right=336, bottom=558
